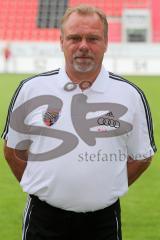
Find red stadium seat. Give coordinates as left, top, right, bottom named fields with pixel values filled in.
left=0, top=0, right=159, bottom=42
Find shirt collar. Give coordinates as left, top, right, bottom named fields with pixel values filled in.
left=90, top=66, right=109, bottom=93
left=58, top=65, right=110, bottom=93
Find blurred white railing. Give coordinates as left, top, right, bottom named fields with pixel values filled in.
left=0, top=41, right=160, bottom=75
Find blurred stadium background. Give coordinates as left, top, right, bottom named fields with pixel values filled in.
left=0, top=0, right=160, bottom=74
left=0, top=0, right=160, bottom=240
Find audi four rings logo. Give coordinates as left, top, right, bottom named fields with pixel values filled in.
left=97, top=112, right=120, bottom=128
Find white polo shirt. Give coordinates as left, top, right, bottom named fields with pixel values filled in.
left=2, top=66, right=156, bottom=212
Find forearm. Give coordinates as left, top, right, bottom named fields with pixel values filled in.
left=4, top=142, right=27, bottom=182
left=127, top=156, right=152, bottom=186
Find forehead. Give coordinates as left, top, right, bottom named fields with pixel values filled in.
left=63, top=12, right=104, bottom=35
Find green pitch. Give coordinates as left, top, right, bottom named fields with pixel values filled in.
left=0, top=74, right=159, bottom=240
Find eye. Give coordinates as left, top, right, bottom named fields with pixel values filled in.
left=72, top=36, right=81, bottom=42
left=87, top=36, right=99, bottom=42
left=67, top=36, right=81, bottom=42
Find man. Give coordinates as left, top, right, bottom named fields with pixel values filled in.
left=2, top=4, right=157, bottom=240
left=3, top=42, right=11, bottom=73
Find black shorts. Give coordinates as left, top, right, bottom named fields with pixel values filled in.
left=22, top=195, right=122, bottom=240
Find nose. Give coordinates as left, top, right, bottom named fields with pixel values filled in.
left=79, top=38, right=89, bottom=52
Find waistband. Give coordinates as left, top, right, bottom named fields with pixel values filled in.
left=29, top=194, right=120, bottom=216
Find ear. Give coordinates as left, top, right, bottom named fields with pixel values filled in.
left=104, top=39, right=108, bottom=52
left=60, top=35, right=64, bottom=52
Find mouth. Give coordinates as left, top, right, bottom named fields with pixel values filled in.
left=75, top=56, right=93, bottom=60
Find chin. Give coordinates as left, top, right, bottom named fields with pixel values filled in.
left=73, top=64, right=95, bottom=73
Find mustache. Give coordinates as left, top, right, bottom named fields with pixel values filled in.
left=73, top=53, right=94, bottom=58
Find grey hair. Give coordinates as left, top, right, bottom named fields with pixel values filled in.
left=60, top=4, right=108, bottom=38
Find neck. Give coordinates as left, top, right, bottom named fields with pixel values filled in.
left=65, top=67, right=102, bottom=85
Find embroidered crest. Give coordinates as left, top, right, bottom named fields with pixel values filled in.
left=43, top=110, right=60, bottom=126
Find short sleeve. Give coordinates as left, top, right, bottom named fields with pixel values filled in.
left=1, top=81, right=28, bottom=149
left=127, top=91, right=157, bottom=160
